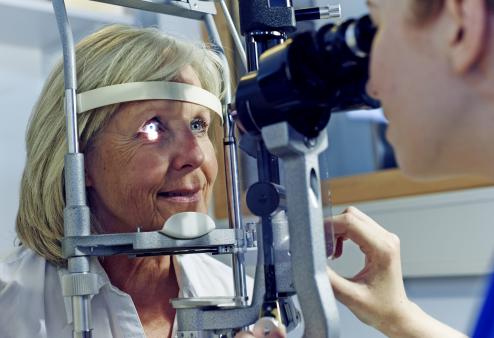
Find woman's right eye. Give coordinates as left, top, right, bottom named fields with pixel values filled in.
left=137, top=119, right=163, bottom=142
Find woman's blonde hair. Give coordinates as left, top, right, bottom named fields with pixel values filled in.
left=16, top=24, right=225, bottom=266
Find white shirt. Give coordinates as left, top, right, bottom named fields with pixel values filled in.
left=0, top=246, right=252, bottom=338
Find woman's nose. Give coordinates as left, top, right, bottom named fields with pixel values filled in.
left=170, top=132, right=205, bottom=171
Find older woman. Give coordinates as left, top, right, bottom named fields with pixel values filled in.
left=0, top=24, right=275, bottom=338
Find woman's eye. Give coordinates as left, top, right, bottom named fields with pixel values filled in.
left=190, top=118, right=209, bottom=135
left=138, top=119, right=162, bottom=142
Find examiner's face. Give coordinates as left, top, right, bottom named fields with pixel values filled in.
left=85, top=66, right=218, bottom=233
left=367, top=0, right=472, bottom=178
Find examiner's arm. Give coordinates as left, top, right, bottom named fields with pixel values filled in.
left=328, top=207, right=468, bottom=338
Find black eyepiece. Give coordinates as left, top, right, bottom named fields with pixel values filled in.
left=236, top=14, right=380, bottom=138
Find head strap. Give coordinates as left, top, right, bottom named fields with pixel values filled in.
left=76, top=81, right=223, bottom=122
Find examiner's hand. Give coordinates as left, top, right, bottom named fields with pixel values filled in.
left=234, top=326, right=286, bottom=338
left=327, top=207, right=468, bottom=338
left=327, top=206, right=412, bottom=334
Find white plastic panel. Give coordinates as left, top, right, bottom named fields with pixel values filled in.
left=328, top=186, right=494, bottom=278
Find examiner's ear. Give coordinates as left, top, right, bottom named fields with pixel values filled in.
left=446, top=0, right=488, bottom=74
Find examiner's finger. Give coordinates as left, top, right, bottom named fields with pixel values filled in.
left=269, top=327, right=286, bottom=338
left=253, top=319, right=286, bottom=338
left=234, top=332, right=255, bottom=338
left=264, top=327, right=286, bottom=338
left=257, top=326, right=286, bottom=338
left=331, top=210, right=394, bottom=256
left=343, top=206, right=383, bottom=228
left=235, top=327, right=286, bottom=338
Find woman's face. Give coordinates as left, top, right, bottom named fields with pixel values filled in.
left=367, top=0, right=477, bottom=178
left=85, top=66, right=218, bottom=233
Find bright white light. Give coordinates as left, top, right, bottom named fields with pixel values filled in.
left=141, top=121, right=159, bottom=141
left=146, top=130, right=159, bottom=141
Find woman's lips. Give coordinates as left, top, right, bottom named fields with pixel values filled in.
left=157, top=190, right=201, bottom=203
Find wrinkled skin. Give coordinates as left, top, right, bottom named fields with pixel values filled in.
left=84, top=66, right=219, bottom=338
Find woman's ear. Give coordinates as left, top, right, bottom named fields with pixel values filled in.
left=446, top=0, right=488, bottom=74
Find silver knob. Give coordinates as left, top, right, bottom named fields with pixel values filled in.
left=320, top=4, right=342, bottom=19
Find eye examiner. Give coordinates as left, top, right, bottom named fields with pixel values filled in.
left=0, top=25, right=273, bottom=338
left=242, top=0, right=494, bottom=337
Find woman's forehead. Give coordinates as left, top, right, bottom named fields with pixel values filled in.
left=174, top=66, right=202, bottom=87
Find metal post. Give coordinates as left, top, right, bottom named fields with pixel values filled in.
left=262, top=122, right=340, bottom=338
left=204, top=14, right=248, bottom=306
left=237, top=0, right=296, bottom=323
left=218, top=0, right=247, bottom=71
left=52, top=0, right=78, bottom=154
left=52, top=1, right=98, bottom=337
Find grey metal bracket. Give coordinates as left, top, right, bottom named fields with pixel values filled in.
left=175, top=221, right=267, bottom=336
left=52, top=0, right=340, bottom=337
left=262, top=122, right=340, bottom=338
left=90, top=0, right=216, bottom=19
left=62, top=229, right=237, bottom=258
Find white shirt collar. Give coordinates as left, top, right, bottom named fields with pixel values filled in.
left=56, top=254, right=242, bottom=325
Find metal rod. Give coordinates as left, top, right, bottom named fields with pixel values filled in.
left=245, top=31, right=285, bottom=72
left=244, top=30, right=285, bottom=303
left=91, top=0, right=216, bottom=19
left=218, top=0, right=248, bottom=72
left=204, top=14, right=231, bottom=101
left=52, top=2, right=95, bottom=338
left=204, top=14, right=248, bottom=306
left=262, top=123, right=340, bottom=338
left=295, top=5, right=342, bottom=21
left=245, top=34, right=259, bottom=71
left=72, top=295, right=92, bottom=337
left=52, top=0, right=79, bottom=154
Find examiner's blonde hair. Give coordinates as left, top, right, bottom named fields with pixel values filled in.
left=16, top=25, right=225, bottom=266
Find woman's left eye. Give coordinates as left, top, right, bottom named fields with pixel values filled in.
left=190, top=118, right=209, bottom=135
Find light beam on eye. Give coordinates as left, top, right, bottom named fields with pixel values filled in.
left=146, top=130, right=159, bottom=141
left=141, top=121, right=160, bottom=141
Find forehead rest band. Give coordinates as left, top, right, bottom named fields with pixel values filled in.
left=76, top=81, right=223, bottom=123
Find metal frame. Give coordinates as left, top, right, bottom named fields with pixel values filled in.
left=51, top=0, right=340, bottom=337
left=262, top=122, right=340, bottom=338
